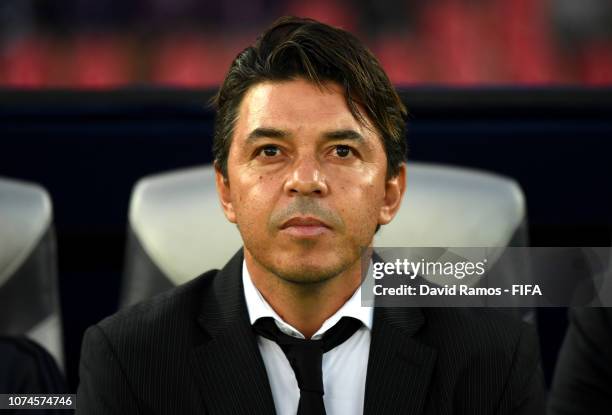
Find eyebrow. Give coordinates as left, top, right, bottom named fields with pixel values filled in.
left=246, top=127, right=365, bottom=144
left=246, top=127, right=289, bottom=144
left=323, top=129, right=365, bottom=143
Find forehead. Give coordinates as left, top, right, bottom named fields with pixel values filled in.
left=235, top=78, right=376, bottom=138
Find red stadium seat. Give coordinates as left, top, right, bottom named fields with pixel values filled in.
left=72, top=35, right=132, bottom=88
left=496, top=0, right=558, bottom=83
left=373, top=36, right=424, bottom=85
left=283, top=0, right=356, bottom=32
left=151, top=34, right=235, bottom=87
left=0, top=37, right=50, bottom=88
left=582, top=41, right=612, bottom=85
left=420, top=0, right=484, bottom=84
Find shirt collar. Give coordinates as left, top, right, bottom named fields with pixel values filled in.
left=242, top=259, right=373, bottom=340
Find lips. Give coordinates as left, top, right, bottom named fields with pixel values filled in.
left=281, top=216, right=330, bottom=229
left=280, top=216, right=331, bottom=237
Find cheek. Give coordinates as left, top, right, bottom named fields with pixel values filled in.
left=341, top=165, right=386, bottom=207
left=339, top=182, right=384, bottom=232
left=231, top=175, right=278, bottom=230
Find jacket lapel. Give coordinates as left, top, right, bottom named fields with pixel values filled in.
left=191, top=249, right=277, bottom=415
left=364, top=306, right=437, bottom=415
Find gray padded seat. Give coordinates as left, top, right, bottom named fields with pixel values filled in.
left=121, top=162, right=528, bottom=308
left=0, top=177, right=64, bottom=370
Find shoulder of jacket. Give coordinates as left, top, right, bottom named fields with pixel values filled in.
left=95, top=269, right=219, bottom=337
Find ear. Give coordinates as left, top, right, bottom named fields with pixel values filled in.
left=214, top=161, right=237, bottom=223
left=378, top=163, right=406, bottom=226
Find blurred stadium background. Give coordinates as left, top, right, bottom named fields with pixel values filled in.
left=1, top=0, right=611, bottom=88
left=1, top=0, right=611, bottom=393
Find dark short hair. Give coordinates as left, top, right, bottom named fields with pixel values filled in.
left=211, top=16, right=408, bottom=179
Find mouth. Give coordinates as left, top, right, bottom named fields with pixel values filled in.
left=279, top=216, right=331, bottom=237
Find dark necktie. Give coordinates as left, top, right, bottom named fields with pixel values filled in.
left=253, top=316, right=362, bottom=415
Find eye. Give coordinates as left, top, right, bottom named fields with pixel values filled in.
left=258, top=145, right=281, bottom=157
left=334, top=145, right=353, bottom=158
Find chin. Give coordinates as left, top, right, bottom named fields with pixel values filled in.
left=269, top=252, right=353, bottom=285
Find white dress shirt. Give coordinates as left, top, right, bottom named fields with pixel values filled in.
left=242, top=260, right=373, bottom=415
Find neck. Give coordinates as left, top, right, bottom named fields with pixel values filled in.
left=245, top=249, right=363, bottom=339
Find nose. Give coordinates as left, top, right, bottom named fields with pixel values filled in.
left=283, top=155, right=329, bottom=197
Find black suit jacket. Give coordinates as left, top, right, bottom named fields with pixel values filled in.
left=548, top=307, right=612, bottom=414
left=77, top=249, right=544, bottom=414
left=0, top=336, right=67, bottom=395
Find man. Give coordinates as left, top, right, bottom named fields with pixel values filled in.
left=548, top=307, right=612, bottom=414
left=77, top=17, right=544, bottom=414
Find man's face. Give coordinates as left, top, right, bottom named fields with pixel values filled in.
left=216, top=78, right=405, bottom=284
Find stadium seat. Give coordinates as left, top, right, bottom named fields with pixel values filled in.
left=121, top=162, right=528, bottom=308
left=0, top=177, right=64, bottom=370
